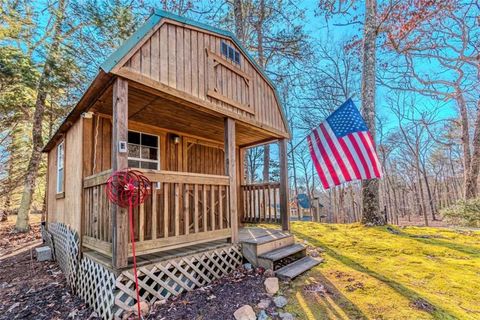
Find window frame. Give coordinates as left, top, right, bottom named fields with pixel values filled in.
left=56, top=140, right=65, bottom=194
left=221, top=41, right=241, bottom=65
left=127, top=130, right=160, bottom=171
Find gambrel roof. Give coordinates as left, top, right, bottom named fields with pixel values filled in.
left=44, top=9, right=290, bottom=152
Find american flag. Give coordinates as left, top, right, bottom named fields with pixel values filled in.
left=307, top=99, right=382, bottom=189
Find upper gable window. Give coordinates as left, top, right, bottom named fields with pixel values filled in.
left=221, top=41, right=241, bottom=65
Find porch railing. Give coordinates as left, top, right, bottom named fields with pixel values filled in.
left=241, top=182, right=281, bottom=223
left=82, top=169, right=231, bottom=257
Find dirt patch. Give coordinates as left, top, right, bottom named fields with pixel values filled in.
left=0, top=222, right=97, bottom=320
left=410, top=298, right=436, bottom=313
left=148, top=267, right=272, bottom=320
left=0, top=223, right=42, bottom=257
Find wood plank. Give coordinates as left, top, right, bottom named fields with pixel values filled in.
left=219, top=185, right=223, bottom=229
left=174, top=183, right=180, bottom=236
left=210, top=184, right=215, bottom=231
left=151, top=30, right=160, bottom=81
left=224, top=118, right=238, bottom=242
left=163, top=183, right=169, bottom=237
left=275, top=256, right=322, bottom=280
left=207, top=89, right=254, bottom=115
left=111, top=77, right=129, bottom=269
left=168, top=24, right=176, bottom=87
left=279, top=139, right=289, bottom=231
left=184, top=183, right=189, bottom=235
left=138, top=169, right=229, bottom=185
left=184, top=28, right=192, bottom=94
left=202, top=184, right=207, bottom=232
left=159, top=24, right=168, bottom=84
left=83, top=236, right=112, bottom=256
left=139, top=201, right=145, bottom=241
left=194, top=184, right=199, bottom=233
left=176, top=26, right=185, bottom=91
left=191, top=31, right=198, bottom=97
left=132, top=228, right=231, bottom=255
left=151, top=186, right=157, bottom=239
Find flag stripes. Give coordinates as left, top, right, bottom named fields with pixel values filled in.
left=307, top=99, right=382, bottom=189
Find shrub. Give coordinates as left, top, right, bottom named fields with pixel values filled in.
left=440, top=198, right=480, bottom=228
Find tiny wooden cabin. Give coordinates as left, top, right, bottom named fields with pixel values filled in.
left=43, top=9, right=291, bottom=274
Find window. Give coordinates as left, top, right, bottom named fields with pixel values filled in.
left=127, top=131, right=159, bottom=170
left=56, top=141, right=64, bottom=194
left=221, top=41, right=241, bottom=64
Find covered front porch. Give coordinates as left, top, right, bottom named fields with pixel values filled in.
left=80, top=77, right=289, bottom=270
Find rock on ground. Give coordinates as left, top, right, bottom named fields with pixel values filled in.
left=274, top=296, right=288, bottom=308
left=264, top=277, right=279, bottom=294
left=279, top=312, right=294, bottom=320
left=257, top=298, right=271, bottom=309
left=234, top=305, right=256, bottom=320
left=257, top=309, right=268, bottom=320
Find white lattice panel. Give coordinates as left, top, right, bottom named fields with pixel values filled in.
left=47, top=222, right=80, bottom=291
left=114, top=245, right=242, bottom=317
left=77, top=256, right=117, bottom=320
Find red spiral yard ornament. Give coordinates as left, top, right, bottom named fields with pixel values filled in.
left=106, top=169, right=150, bottom=319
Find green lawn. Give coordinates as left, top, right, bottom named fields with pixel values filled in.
left=265, top=222, right=480, bottom=319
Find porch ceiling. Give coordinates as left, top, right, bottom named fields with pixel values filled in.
left=92, top=82, right=276, bottom=146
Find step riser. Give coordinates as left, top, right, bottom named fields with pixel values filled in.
left=257, top=248, right=306, bottom=270
left=256, top=236, right=295, bottom=256
left=242, top=236, right=295, bottom=266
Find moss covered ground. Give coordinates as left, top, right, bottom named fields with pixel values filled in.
left=260, top=222, right=480, bottom=319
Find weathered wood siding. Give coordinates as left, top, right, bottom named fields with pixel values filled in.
left=118, top=21, right=288, bottom=136
left=47, top=119, right=83, bottom=232
left=186, top=141, right=225, bottom=175
left=82, top=115, right=227, bottom=176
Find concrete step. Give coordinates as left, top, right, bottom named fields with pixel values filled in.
left=275, top=256, right=322, bottom=280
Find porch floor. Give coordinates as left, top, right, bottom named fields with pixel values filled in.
left=239, top=227, right=291, bottom=245
left=84, top=239, right=230, bottom=272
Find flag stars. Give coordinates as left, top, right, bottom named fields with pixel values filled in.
left=326, top=100, right=368, bottom=137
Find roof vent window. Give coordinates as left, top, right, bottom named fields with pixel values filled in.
left=221, top=41, right=240, bottom=65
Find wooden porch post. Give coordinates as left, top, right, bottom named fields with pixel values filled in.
left=279, top=138, right=290, bottom=231
left=111, top=77, right=129, bottom=269
left=224, top=118, right=238, bottom=242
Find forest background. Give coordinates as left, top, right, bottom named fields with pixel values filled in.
left=0, top=0, right=478, bottom=228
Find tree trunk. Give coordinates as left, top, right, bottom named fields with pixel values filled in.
left=420, top=161, right=436, bottom=220
left=456, top=92, right=472, bottom=199
left=465, top=100, right=480, bottom=199
left=255, top=0, right=269, bottom=183
left=233, top=0, right=244, bottom=42
left=360, top=0, right=382, bottom=225
left=15, top=0, right=66, bottom=232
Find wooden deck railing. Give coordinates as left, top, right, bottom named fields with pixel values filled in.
left=241, top=182, right=281, bottom=223
left=82, top=169, right=231, bottom=257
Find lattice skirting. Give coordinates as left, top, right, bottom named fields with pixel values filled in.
left=114, top=245, right=243, bottom=318
left=42, top=224, right=242, bottom=320
left=77, top=256, right=116, bottom=320
left=45, top=222, right=80, bottom=291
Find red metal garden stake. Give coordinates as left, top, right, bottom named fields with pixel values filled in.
left=106, top=169, right=150, bottom=319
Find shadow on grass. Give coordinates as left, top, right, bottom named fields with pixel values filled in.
left=312, top=272, right=368, bottom=320
left=295, top=231, right=457, bottom=320
left=378, top=227, right=480, bottom=256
